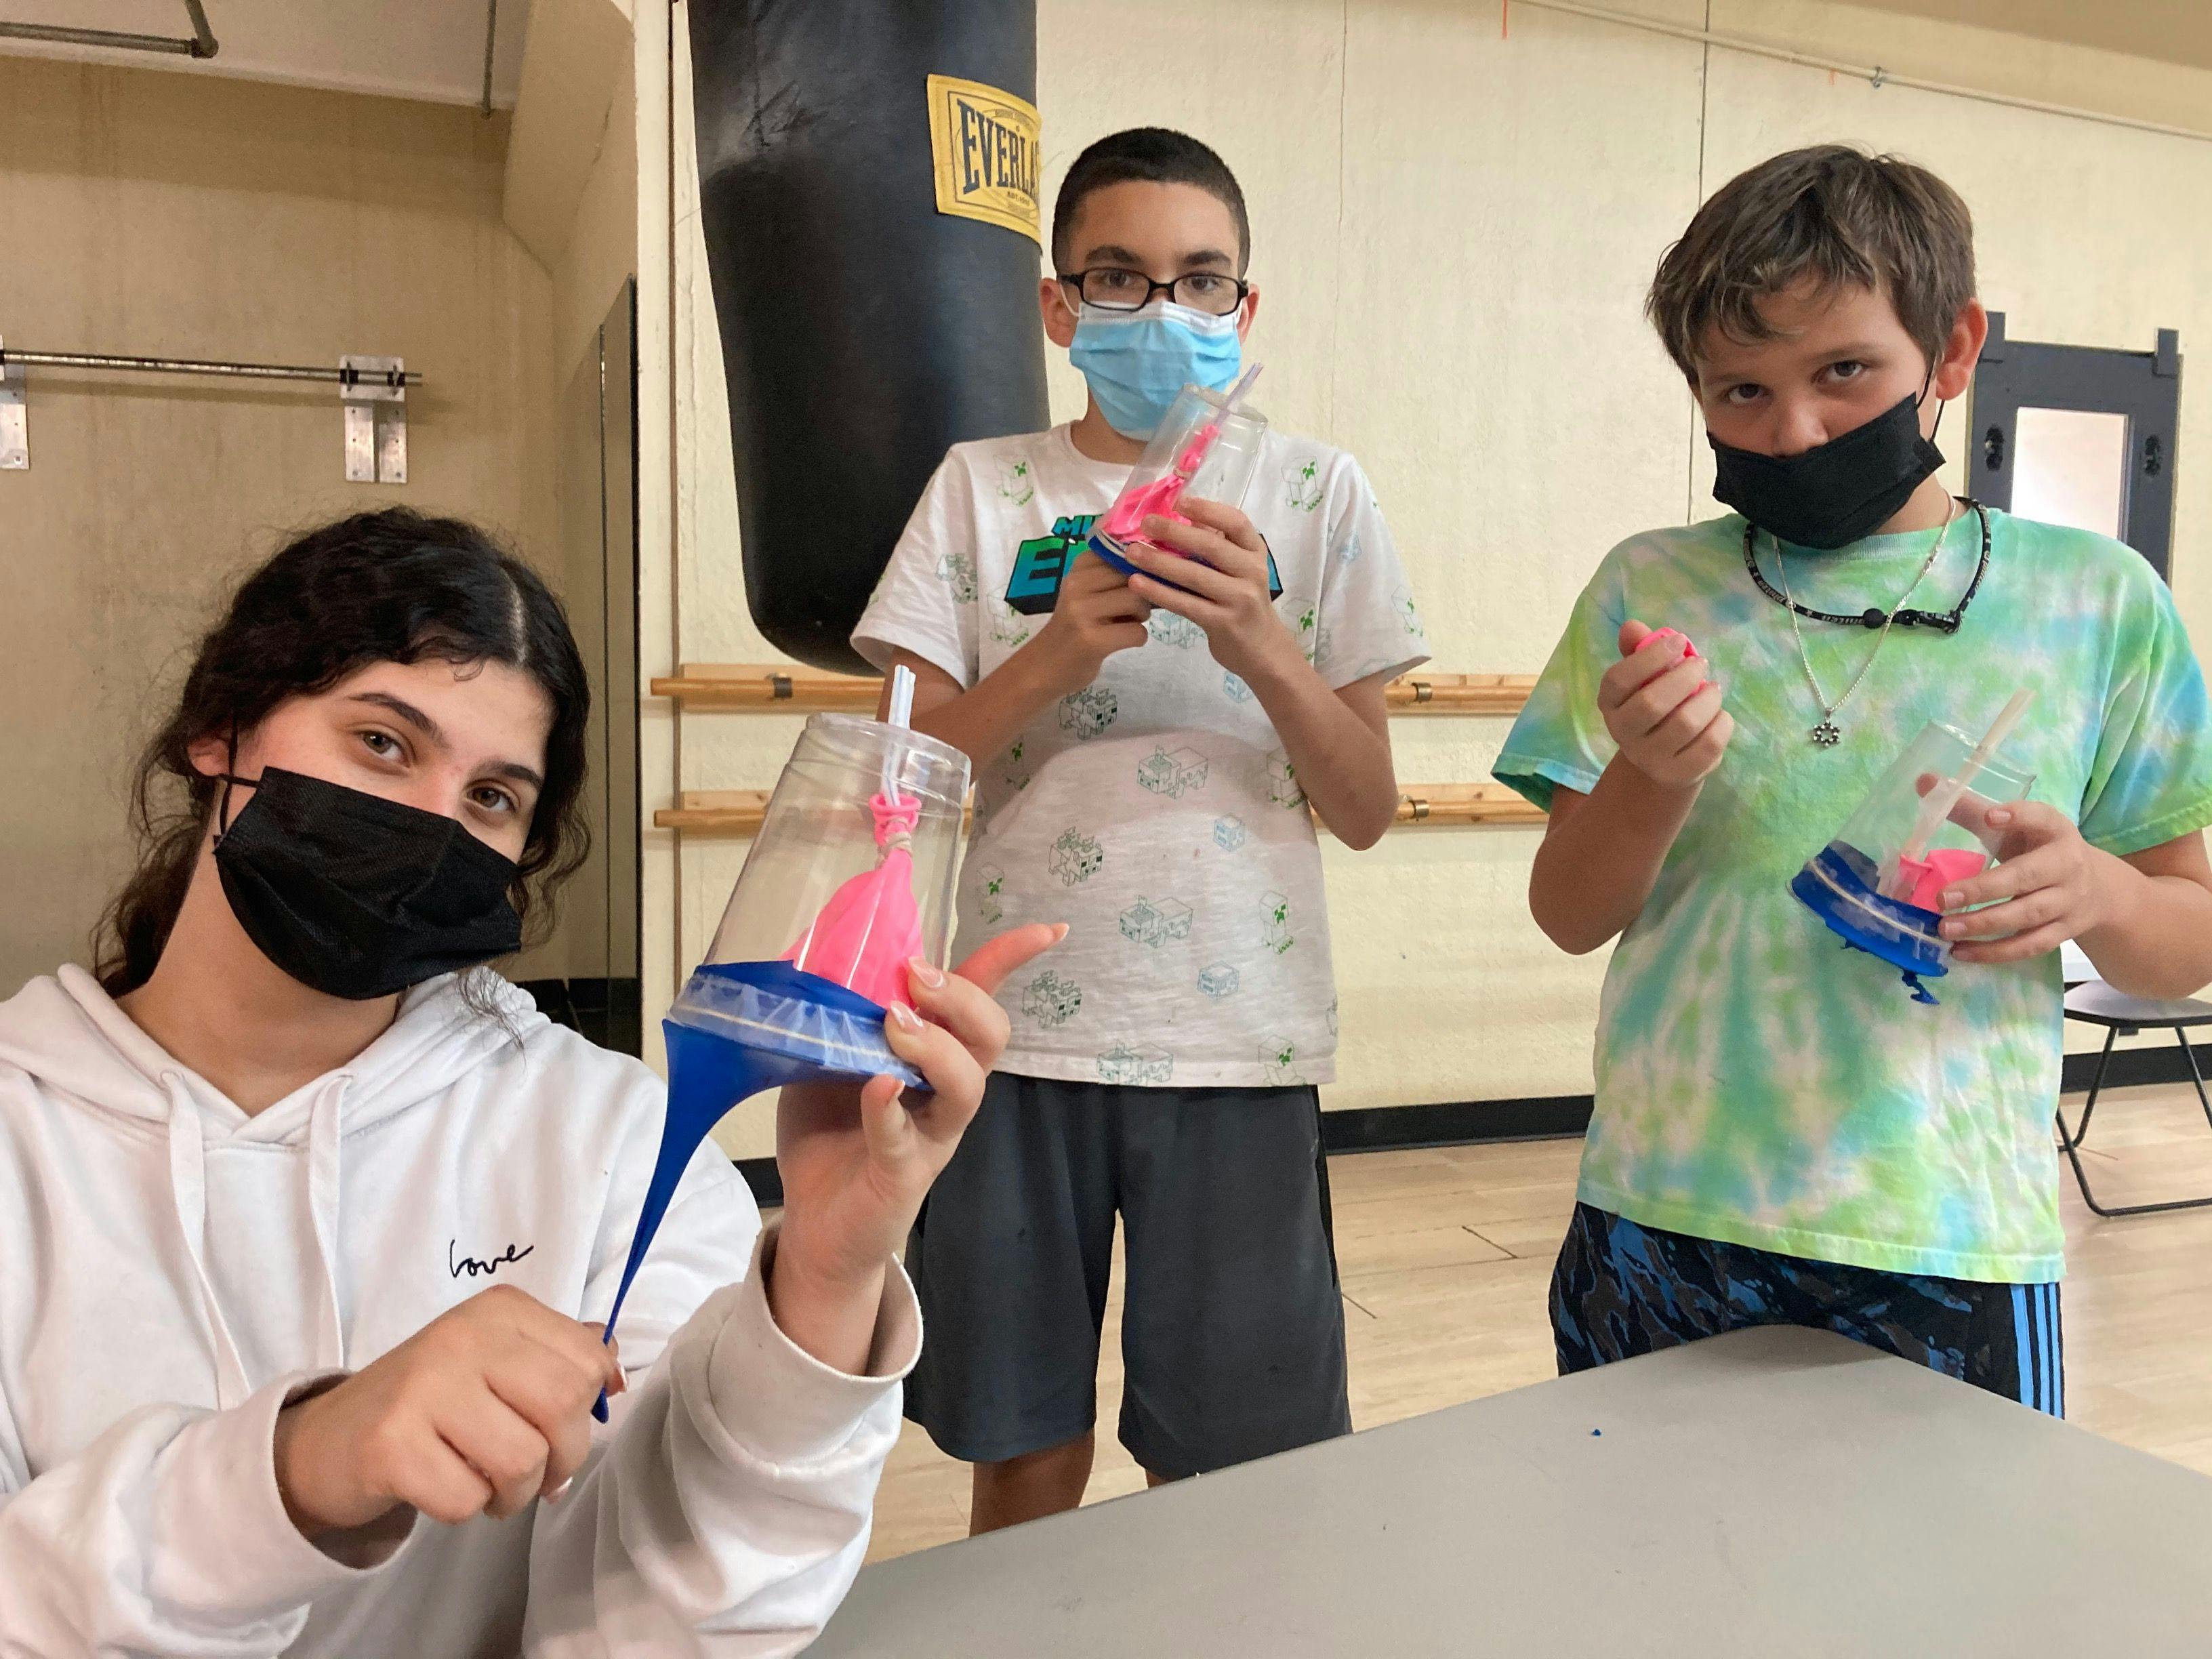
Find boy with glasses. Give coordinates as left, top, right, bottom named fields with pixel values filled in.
left=1496, top=144, right=2212, bottom=1413
left=854, top=127, right=1427, bottom=1530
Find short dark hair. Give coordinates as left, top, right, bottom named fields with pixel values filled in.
left=1647, top=143, right=1976, bottom=385
left=1051, top=127, right=1250, bottom=273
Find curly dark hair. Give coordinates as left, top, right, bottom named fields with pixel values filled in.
left=94, top=508, right=592, bottom=997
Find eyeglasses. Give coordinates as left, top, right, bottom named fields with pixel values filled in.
left=1058, top=267, right=1249, bottom=316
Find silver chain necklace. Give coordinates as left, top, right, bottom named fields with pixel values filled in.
left=1769, top=499, right=1959, bottom=747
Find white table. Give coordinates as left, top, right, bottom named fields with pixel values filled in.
left=812, top=1328, right=2212, bottom=1656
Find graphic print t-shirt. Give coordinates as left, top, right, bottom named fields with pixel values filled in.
left=854, top=423, right=1429, bottom=1086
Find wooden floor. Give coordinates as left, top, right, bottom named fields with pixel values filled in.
left=865, top=1080, right=2212, bottom=1563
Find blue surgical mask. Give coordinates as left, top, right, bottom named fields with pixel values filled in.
left=1068, top=300, right=1242, bottom=439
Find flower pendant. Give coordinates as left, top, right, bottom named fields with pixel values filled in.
left=1811, top=720, right=1841, bottom=747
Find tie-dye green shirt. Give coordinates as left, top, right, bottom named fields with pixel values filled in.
left=1496, top=509, right=2212, bottom=1282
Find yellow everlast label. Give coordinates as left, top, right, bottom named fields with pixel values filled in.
left=926, top=73, right=1042, bottom=247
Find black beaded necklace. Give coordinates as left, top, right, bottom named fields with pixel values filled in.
left=1742, top=499, right=1992, bottom=635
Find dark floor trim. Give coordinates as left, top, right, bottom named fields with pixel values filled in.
left=2062, top=1039, right=2212, bottom=1095
left=737, top=1157, right=783, bottom=1207
left=1321, top=1046, right=2209, bottom=1158
left=1321, top=1094, right=1593, bottom=1155
left=731, top=1052, right=2200, bottom=1206
left=731, top=1099, right=1591, bottom=1206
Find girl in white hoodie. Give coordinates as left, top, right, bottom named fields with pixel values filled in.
left=0, top=508, right=1055, bottom=1656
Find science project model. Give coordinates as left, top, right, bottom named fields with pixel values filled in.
left=594, top=667, right=967, bottom=1414
left=1086, top=365, right=1267, bottom=586
left=1791, top=689, right=2035, bottom=1004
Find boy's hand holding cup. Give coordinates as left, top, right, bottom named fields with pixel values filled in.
left=1600, top=621, right=1732, bottom=790
left=1029, top=548, right=1154, bottom=697
left=1122, top=497, right=1291, bottom=684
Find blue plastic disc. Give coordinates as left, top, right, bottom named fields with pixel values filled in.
left=1790, top=842, right=1947, bottom=1005
left=1085, top=529, right=1203, bottom=596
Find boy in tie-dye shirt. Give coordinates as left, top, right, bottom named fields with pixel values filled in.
left=1495, top=145, right=2212, bottom=1413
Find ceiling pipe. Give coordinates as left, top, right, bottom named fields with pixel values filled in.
left=0, top=0, right=218, bottom=60
left=479, top=0, right=497, bottom=115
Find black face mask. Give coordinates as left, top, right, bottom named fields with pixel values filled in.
left=1711, top=389, right=1946, bottom=550
left=212, top=766, right=524, bottom=1001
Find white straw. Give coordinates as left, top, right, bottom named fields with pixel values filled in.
left=881, top=664, right=916, bottom=800
left=1218, top=361, right=1264, bottom=421
left=1890, top=687, right=2036, bottom=890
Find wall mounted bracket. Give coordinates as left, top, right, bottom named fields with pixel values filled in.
left=340, top=355, right=407, bottom=484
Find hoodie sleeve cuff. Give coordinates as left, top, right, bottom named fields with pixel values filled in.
left=151, top=1372, right=411, bottom=1620
left=704, top=1223, right=921, bottom=1465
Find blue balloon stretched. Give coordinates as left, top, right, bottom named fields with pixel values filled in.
left=593, top=959, right=926, bottom=1418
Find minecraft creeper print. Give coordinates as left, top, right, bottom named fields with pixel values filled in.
left=853, top=421, right=1429, bottom=1086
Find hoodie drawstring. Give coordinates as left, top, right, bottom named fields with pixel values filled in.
left=161, top=1071, right=352, bottom=1407
left=161, top=1077, right=253, bottom=1410
left=305, top=1080, right=349, bottom=1376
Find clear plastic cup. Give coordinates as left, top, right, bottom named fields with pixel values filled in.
left=668, top=712, right=970, bottom=1085
left=604, top=712, right=970, bottom=1368
left=697, top=712, right=967, bottom=980
left=1790, top=719, right=2036, bottom=1002
left=1086, top=382, right=1267, bottom=580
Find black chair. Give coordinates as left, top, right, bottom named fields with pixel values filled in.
left=2056, top=979, right=2212, bottom=1218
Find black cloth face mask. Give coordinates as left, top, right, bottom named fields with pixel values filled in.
left=212, top=766, right=524, bottom=1001
left=1710, top=388, right=1946, bottom=550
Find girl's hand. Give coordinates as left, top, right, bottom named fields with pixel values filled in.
left=1120, top=497, right=1298, bottom=683
left=768, top=924, right=1063, bottom=1370
left=1939, top=798, right=2115, bottom=964
left=273, top=1286, right=623, bottom=1540
left=1599, top=621, right=1730, bottom=791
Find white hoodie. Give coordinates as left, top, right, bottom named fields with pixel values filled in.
left=0, top=965, right=920, bottom=1656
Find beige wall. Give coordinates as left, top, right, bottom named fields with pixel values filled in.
left=550, top=34, right=640, bottom=378
left=508, top=40, right=642, bottom=987
left=0, top=58, right=557, bottom=996
left=650, top=0, right=2212, bottom=1154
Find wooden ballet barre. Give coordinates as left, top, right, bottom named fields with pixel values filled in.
left=649, top=664, right=1534, bottom=716
left=1383, top=673, right=1535, bottom=714
left=654, top=783, right=1543, bottom=837
left=1385, top=784, right=1548, bottom=825
left=648, top=665, right=882, bottom=711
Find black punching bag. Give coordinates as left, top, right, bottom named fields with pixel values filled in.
left=689, top=0, right=1050, bottom=674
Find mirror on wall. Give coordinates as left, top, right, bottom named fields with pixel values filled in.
left=1969, top=313, right=2181, bottom=580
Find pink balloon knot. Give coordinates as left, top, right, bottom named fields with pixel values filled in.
left=872, top=792, right=921, bottom=846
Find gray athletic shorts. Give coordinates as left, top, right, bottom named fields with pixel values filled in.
left=901, top=1072, right=1351, bottom=1478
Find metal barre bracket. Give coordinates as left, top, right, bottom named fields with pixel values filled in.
left=0, top=336, right=24, bottom=471
left=340, top=355, right=407, bottom=484
left=0, top=342, right=413, bottom=481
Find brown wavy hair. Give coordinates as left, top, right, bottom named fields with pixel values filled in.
left=94, top=508, right=592, bottom=997
left=1648, top=143, right=1976, bottom=386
